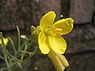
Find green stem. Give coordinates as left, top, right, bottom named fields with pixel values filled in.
left=8, top=36, right=16, bottom=55
left=2, top=46, right=11, bottom=71
left=0, top=33, right=11, bottom=71
left=16, top=26, right=21, bottom=52
left=20, top=43, right=28, bottom=62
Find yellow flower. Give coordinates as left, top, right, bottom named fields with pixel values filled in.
left=38, top=11, right=74, bottom=54
left=0, top=38, right=8, bottom=45
left=48, top=50, right=69, bottom=71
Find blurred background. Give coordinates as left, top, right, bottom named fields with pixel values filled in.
left=0, top=0, right=95, bottom=71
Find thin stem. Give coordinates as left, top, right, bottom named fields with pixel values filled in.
left=20, top=43, right=28, bottom=62
left=16, top=26, right=21, bottom=52
left=0, top=33, right=11, bottom=71
left=2, top=43, right=11, bottom=71
left=8, top=36, right=16, bottom=55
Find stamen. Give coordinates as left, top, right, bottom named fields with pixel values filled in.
left=54, top=28, right=63, bottom=32
left=44, top=28, right=52, bottom=36
left=54, top=32, right=63, bottom=36
left=52, top=26, right=63, bottom=32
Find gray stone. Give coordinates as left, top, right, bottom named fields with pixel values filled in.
left=64, top=24, right=95, bottom=53
left=31, top=0, right=61, bottom=26
left=69, top=0, right=94, bottom=24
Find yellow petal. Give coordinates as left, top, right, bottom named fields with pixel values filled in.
left=38, top=32, right=50, bottom=54
left=53, top=18, right=74, bottom=35
left=40, top=11, right=56, bottom=30
left=48, top=36, right=67, bottom=54
left=0, top=38, right=8, bottom=45
left=48, top=51, right=65, bottom=71
left=57, top=54, right=69, bottom=67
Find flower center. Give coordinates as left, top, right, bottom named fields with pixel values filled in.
left=51, top=26, right=63, bottom=36
left=44, top=26, right=63, bottom=37
left=44, top=27, right=52, bottom=36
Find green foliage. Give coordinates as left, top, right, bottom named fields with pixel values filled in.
left=0, top=26, right=38, bottom=71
